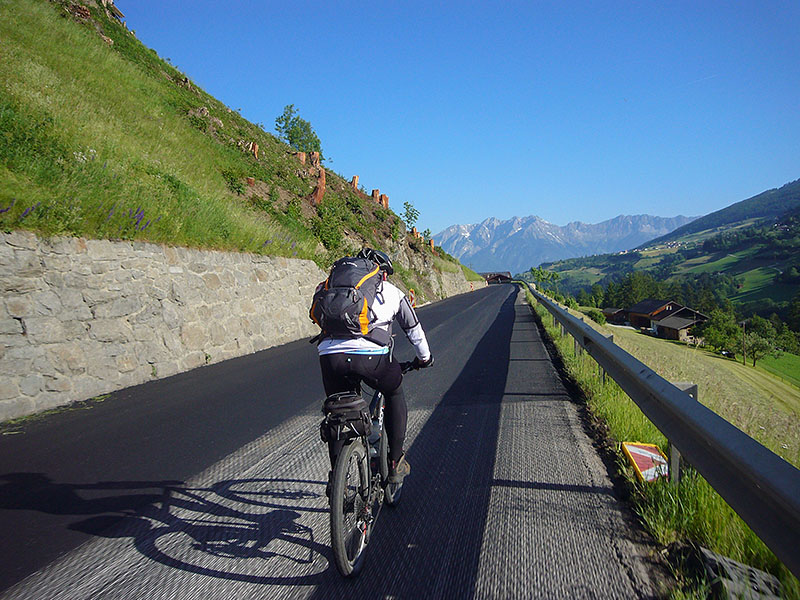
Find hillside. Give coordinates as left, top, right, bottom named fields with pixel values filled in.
left=537, top=190, right=800, bottom=318
left=0, top=0, right=477, bottom=301
left=434, top=213, right=695, bottom=274
left=643, top=178, right=800, bottom=246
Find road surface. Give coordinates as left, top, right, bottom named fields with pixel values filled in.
left=0, top=285, right=659, bottom=598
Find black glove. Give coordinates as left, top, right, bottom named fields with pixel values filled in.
left=413, top=355, right=434, bottom=369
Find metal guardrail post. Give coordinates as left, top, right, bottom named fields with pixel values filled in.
left=524, top=283, right=800, bottom=577
left=669, top=382, right=698, bottom=485
left=597, top=334, right=613, bottom=384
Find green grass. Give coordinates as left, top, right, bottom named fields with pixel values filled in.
left=433, top=255, right=460, bottom=273
left=758, top=352, right=800, bottom=389
left=678, top=248, right=758, bottom=275
left=0, top=0, right=310, bottom=255
left=558, top=268, right=602, bottom=286
left=0, top=0, right=426, bottom=272
left=0, top=393, right=112, bottom=435
left=730, top=268, right=797, bottom=303
left=461, top=264, right=486, bottom=282
left=525, top=291, right=800, bottom=598
left=607, top=327, right=800, bottom=463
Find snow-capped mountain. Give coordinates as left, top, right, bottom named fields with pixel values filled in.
left=434, top=214, right=696, bottom=274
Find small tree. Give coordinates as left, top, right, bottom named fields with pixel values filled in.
left=745, top=314, right=780, bottom=366
left=696, top=309, right=740, bottom=356
left=275, top=104, right=323, bottom=158
left=745, top=332, right=778, bottom=367
left=403, top=201, right=420, bottom=230
left=590, top=284, right=605, bottom=308
left=528, top=267, right=561, bottom=292
left=577, top=288, right=593, bottom=307
left=423, top=228, right=432, bottom=240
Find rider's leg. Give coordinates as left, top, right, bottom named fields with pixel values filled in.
left=382, top=383, right=408, bottom=463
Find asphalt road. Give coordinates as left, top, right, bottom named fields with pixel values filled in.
left=0, top=284, right=659, bottom=599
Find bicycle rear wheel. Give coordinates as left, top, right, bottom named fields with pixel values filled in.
left=330, top=440, right=370, bottom=576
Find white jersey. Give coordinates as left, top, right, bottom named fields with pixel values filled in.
left=318, top=280, right=431, bottom=361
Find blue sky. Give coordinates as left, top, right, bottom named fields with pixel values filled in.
left=121, top=1, right=799, bottom=235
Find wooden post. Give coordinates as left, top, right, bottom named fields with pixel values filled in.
left=741, top=321, right=746, bottom=366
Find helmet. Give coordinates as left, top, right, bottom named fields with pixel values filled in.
left=357, top=247, right=394, bottom=275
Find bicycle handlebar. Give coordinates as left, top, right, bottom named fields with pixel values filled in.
left=400, top=356, right=434, bottom=374
left=400, top=361, right=417, bottom=374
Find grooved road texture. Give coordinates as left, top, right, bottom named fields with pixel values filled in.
left=1, top=286, right=658, bottom=599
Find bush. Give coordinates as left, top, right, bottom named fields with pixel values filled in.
left=220, top=169, right=245, bottom=195
left=582, top=308, right=607, bottom=325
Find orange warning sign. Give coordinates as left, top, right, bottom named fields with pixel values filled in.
left=622, top=442, right=668, bottom=482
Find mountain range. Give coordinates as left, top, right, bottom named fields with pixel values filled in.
left=434, top=214, right=697, bottom=274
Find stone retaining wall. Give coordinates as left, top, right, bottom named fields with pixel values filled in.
left=1, top=232, right=479, bottom=422
left=0, top=231, right=326, bottom=421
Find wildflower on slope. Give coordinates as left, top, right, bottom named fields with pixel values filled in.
left=0, top=199, right=16, bottom=214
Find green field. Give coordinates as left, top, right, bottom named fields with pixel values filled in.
left=606, top=326, right=800, bottom=464
left=758, top=352, right=800, bottom=389
left=557, top=268, right=603, bottom=287
left=677, top=248, right=759, bottom=275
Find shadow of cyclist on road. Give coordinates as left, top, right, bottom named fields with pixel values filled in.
left=0, top=473, right=333, bottom=586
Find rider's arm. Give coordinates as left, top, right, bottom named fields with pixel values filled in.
left=395, top=293, right=431, bottom=362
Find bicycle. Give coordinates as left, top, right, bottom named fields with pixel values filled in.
left=320, top=360, right=417, bottom=577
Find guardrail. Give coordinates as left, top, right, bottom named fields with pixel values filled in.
left=524, top=283, right=800, bottom=578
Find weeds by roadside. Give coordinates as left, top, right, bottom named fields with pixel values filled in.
left=525, top=290, right=799, bottom=599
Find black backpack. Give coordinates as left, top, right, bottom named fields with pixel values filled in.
left=310, top=256, right=389, bottom=345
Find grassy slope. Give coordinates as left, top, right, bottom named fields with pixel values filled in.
left=548, top=234, right=799, bottom=307
left=2, top=0, right=298, bottom=252
left=0, top=0, right=463, bottom=297
left=645, top=179, right=800, bottom=246
left=543, top=188, right=800, bottom=309
left=606, top=326, right=800, bottom=465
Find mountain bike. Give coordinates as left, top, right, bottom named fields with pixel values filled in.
left=320, top=361, right=416, bottom=577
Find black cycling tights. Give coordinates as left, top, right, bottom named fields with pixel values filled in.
left=319, top=352, right=408, bottom=463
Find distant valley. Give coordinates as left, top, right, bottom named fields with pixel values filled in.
left=536, top=178, right=800, bottom=320
left=434, top=214, right=696, bottom=274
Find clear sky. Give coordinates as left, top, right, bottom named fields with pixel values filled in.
left=120, top=1, right=799, bottom=235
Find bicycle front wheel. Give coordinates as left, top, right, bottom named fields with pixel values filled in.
left=330, top=440, right=370, bottom=576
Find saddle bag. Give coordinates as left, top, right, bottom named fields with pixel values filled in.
left=320, top=392, right=371, bottom=443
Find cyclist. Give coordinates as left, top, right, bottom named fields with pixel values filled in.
left=316, top=248, right=433, bottom=486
